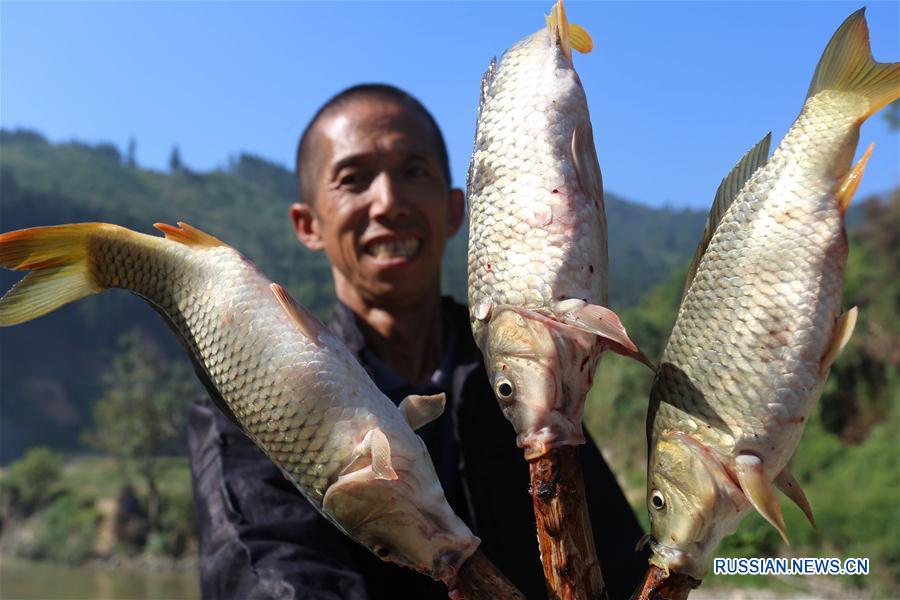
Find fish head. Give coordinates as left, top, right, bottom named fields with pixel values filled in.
left=322, top=447, right=479, bottom=582
left=483, top=307, right=596, bottom=458
left=646, top=431, right=742, bottom=580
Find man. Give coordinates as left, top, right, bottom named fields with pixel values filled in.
left=188, top=84, right=649, bottom=599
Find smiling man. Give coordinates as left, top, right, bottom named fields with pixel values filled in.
left=187, top=84, right=649, bottom=600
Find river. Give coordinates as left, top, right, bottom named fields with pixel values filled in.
left=0, top=556, right=199, bottom=599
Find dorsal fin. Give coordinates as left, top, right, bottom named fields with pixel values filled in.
left=682, top=133, right=771, bottom=299
left=270, top=283, right=327, bottom=345
left=154, top=222, right=226, bottom=248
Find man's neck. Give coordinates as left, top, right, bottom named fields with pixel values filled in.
left=335, top=281, right=444, bottom=387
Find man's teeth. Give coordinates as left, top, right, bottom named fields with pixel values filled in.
left=367, top=239, right=421, bottom=259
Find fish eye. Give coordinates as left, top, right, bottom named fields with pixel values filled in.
left=373, top=545, right=391, bottom=558
left=495, top=378, right=514, bottom=399
left=650, top=489, right=666, bottom=511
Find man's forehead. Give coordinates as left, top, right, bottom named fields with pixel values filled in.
left=319, top=99, right=436, bottom=160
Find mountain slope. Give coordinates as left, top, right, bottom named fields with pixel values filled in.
left=0, top=129, right=705, bottom=462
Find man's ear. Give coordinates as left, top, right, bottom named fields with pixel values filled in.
left=447, top=188, right=465, bottom=237
left=290, top=203, right=325, bottom=252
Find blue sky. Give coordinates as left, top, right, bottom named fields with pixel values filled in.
left=1, top=1, right=897, bottom=209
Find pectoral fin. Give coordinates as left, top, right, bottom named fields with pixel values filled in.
left=399, top=393, right=446, bottom=430
left=366, top=428, right=398, bottom=481
left=734, top=454, right=789, bottom=544
left=341, top=427, right=398, bottom=481
left=571, top=121, right=603, bottom=211
left=554, top=299, right=655, bottom=370
left=820, top=307, right=858, bottom=375
left=271, top=283, right=327, bottom=345
left=775, top=467, right=817, bottom=529
left=837, top=144, right=873, bottom=215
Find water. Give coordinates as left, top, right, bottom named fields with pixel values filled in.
left=0, top=556, right=199, bottom=599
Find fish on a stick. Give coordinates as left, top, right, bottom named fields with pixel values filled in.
left=467, top=1, right=651, bottom=598
left=636, top=9, right=899, bottom=598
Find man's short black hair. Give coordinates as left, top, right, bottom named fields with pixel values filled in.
left=295, top=84, right=452, bottom=206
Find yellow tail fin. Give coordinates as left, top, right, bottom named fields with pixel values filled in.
left=808, top=8, right=900, bottom=118
left=545, top=0, right=593, bottom=64
left=0, top=223, right=108, bottom=326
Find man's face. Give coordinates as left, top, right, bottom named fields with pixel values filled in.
left=292, top=98, right=464, bottom=308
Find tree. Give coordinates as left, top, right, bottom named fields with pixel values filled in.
left=126, top=137, right=137, bottom=167
left=82, top=330, right=195, bottom=531
left=0, top=446, right=63, bottom=515
left=169, top=145, right=182, bottom=173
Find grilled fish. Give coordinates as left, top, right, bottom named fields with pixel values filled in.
left=467, top=0, right=649, bottom=459
left=645, top=9, right=899, bottom=580
left=0, top=221, right=479, bottom=581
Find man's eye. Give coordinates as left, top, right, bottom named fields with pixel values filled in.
left=339, top=173, right=360, bottom=187
left=405, top=166, right=428, bottom=178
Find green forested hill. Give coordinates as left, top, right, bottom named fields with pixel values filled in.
left=0, top=128, right=708, bottom=461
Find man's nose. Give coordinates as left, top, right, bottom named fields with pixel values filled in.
left=368, top=172, right=410, bottom=221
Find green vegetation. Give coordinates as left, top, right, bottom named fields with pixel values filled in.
left=82, top=331, right=196, bottom=531
left=0, top=452, right=195, bottom=565
left=0, top=447, right=63, bottom=514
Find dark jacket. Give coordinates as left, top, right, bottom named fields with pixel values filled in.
left=188, top=297, right=649, bottom=599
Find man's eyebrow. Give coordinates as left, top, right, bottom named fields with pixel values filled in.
left=329, top=153, right=371, bottom=176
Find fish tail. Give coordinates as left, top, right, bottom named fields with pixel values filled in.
left=0, top=223, right=116, bottom=326
left=807, top=8, right=900, bottom=119
left=545, top=0, right=593, bottom=64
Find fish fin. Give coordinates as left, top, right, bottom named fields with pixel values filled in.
left=468, top=56, right=496, bottom=203
left=153, top=221, right=226, bottom=248
left=545, top=0, right=571, bottom=63
left=836, top=144, right=873, bottom=215
left=734, top=454, right=789, bottom=544
left=366, top=428, right=398, bottom=481
left=546, top=0, right=591, bottom=62
left=683, top=134, right=771, bottom=299
left=820, top=306, right=858, bottom=375
left=0, top=224, right=107, bottom=326
left=571, top=121, right=604, bottom=211
left=774, top=467, right=817, bottom=530
left=270, top=283, right=326, bottom=345
left=399, top=393, right=446, bottom=430
left=554, top=299, right=655, bottom=370
left=568, top=24, right=593, bottom=54
left=807, top=9, right=900, bottom=118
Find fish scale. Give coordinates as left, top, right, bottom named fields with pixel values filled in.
left=0, top=221, right=479, bottom=581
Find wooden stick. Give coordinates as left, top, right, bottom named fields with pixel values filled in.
left=450, top=549, right=527, bottom=600
left=629, top=565, right=699, bottom=600
left=528, top=445, right=605, bottom=600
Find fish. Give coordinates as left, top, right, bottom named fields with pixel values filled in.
left=0, top=221, right=480, bottom=582
left=644, top=9, right=899, bottom=580
left=466, top=0, right=650, bottom=460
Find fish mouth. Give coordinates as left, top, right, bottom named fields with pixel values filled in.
left=362, top=235, right=423, bottom=263
left=649, top=538, right=706, bottom=580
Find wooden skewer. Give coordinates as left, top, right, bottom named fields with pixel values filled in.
left=529, top=445, right=605, bottom=600
left=629, top=564, right=699, bottom=600
left=450, top=549, right=528, bottom=600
